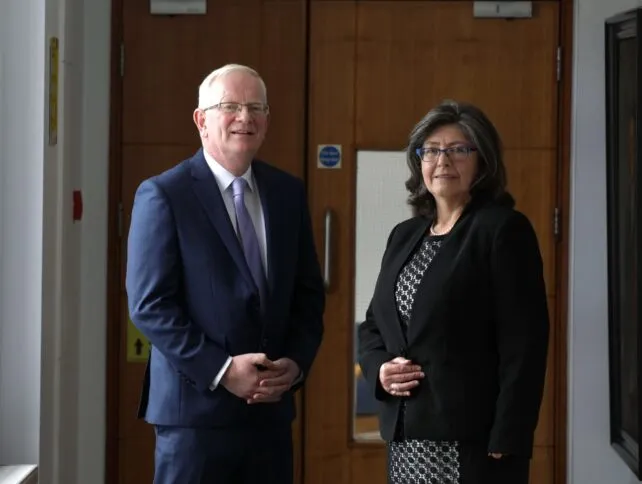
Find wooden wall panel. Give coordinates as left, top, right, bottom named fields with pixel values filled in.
left=259, top=1, right=307, bottom=176
left=505, top=149, right=557, bottom=296
left=122, top=1, right=262, bottom=145
left=354, top=2, right=559, bottom=150
left=121, top=0, right=306, bottom=175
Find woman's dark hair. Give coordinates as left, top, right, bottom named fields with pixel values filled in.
left=405, top=99, right=514, bottom=217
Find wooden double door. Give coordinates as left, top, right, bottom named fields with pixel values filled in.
left=108, top=1, right=569, bottom=483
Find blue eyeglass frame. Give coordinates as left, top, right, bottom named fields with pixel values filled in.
left=415, top=146, right=478, bottom=159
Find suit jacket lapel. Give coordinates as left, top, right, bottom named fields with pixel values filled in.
left=405, top=210, right=474, bottom=346
left=379, top=218, right=430, bottom=346
left=189, top=150, right=257, bottom=293
left=252, top=162, right=277, bottom=296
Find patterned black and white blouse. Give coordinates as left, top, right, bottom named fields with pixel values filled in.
left=388, top=234, right=461, bottom=484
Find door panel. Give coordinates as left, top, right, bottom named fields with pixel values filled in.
left=122, top=0, right=306, bottom=175
left=306, top=5, right=357, bottom=482
left=505, top=150, right=557, bottom=295
left=115, top=1, right=307, bottom=483
left=354, top=2, right=558, bottom=150
left=305, top=1, right=560, bottom=483
left=118, top=433, right=155, bottom=484
left=111, top=1, right=567, bottom=483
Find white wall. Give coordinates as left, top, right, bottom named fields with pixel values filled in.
left=0, top=0, right=46, bottom=466
left=569, top=0, right=642, bottom=483
left=0, top=0, right=110, bottom=482
left=76, top=0, right=111, bottom=480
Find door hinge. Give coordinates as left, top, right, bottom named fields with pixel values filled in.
left=553, top=207, right=560, bottom=239
left=118, top=202, right=124, bottom=237
left=120, top=42, right=125, bottom=77
left=556, top=46, right=562, bottom=82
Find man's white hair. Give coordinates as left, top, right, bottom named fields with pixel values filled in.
left=197, top=64, right=267, bottom=109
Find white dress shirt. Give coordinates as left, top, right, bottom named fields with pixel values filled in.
left=203, top=150, right=268, bottom=390
left=203, top=150, right=268, bottom=274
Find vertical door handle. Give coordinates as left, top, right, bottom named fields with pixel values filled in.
left=323, top=209, right=333, bottom=291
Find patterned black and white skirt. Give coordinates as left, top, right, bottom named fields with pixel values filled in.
left=388, top=439, right=460, bottom=484
left=387, top=438, right=530, bottom=484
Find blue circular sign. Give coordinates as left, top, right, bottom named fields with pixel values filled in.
left=318, top=145, right=341, bottom=168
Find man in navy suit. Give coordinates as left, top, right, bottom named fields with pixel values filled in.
left=126, top=63, right=325, bottom=484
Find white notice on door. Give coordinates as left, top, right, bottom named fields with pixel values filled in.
left=150, top=0, right=206, bottom=15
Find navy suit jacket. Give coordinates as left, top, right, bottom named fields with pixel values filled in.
left=126, top=149, right=325, bottom=428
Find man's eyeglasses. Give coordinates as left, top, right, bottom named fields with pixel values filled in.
left=415, top=146, right=477, bottom=163
left=203, top=102, right=270, bottom=116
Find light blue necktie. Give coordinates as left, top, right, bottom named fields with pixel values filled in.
left=231, top=177, right=267, bottom=308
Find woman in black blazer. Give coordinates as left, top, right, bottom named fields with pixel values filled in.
left=357, top=100, right=549, bottom=484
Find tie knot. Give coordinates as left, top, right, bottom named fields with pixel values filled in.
left=231, top=177, right=248, bottom=198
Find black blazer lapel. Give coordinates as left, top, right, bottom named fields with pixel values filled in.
left=189, top=150, right=257, bottom=294
left=378, top=218, right=430, bottom=346
left=405, top=210, right=475, bottom=346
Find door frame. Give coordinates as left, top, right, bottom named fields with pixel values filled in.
left=104, top=1, right=574, bottom=483
left=555, top=1, right=574, bottom=482
left=105, top=0, right=124, bottom=482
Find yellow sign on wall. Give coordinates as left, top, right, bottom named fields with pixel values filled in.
left=48, top=37, right=58, bottom=146
left=127, top=318, right=151, bottom=363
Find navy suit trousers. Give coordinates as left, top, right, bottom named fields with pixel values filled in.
left=153, top=423, right=293, bottom=484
